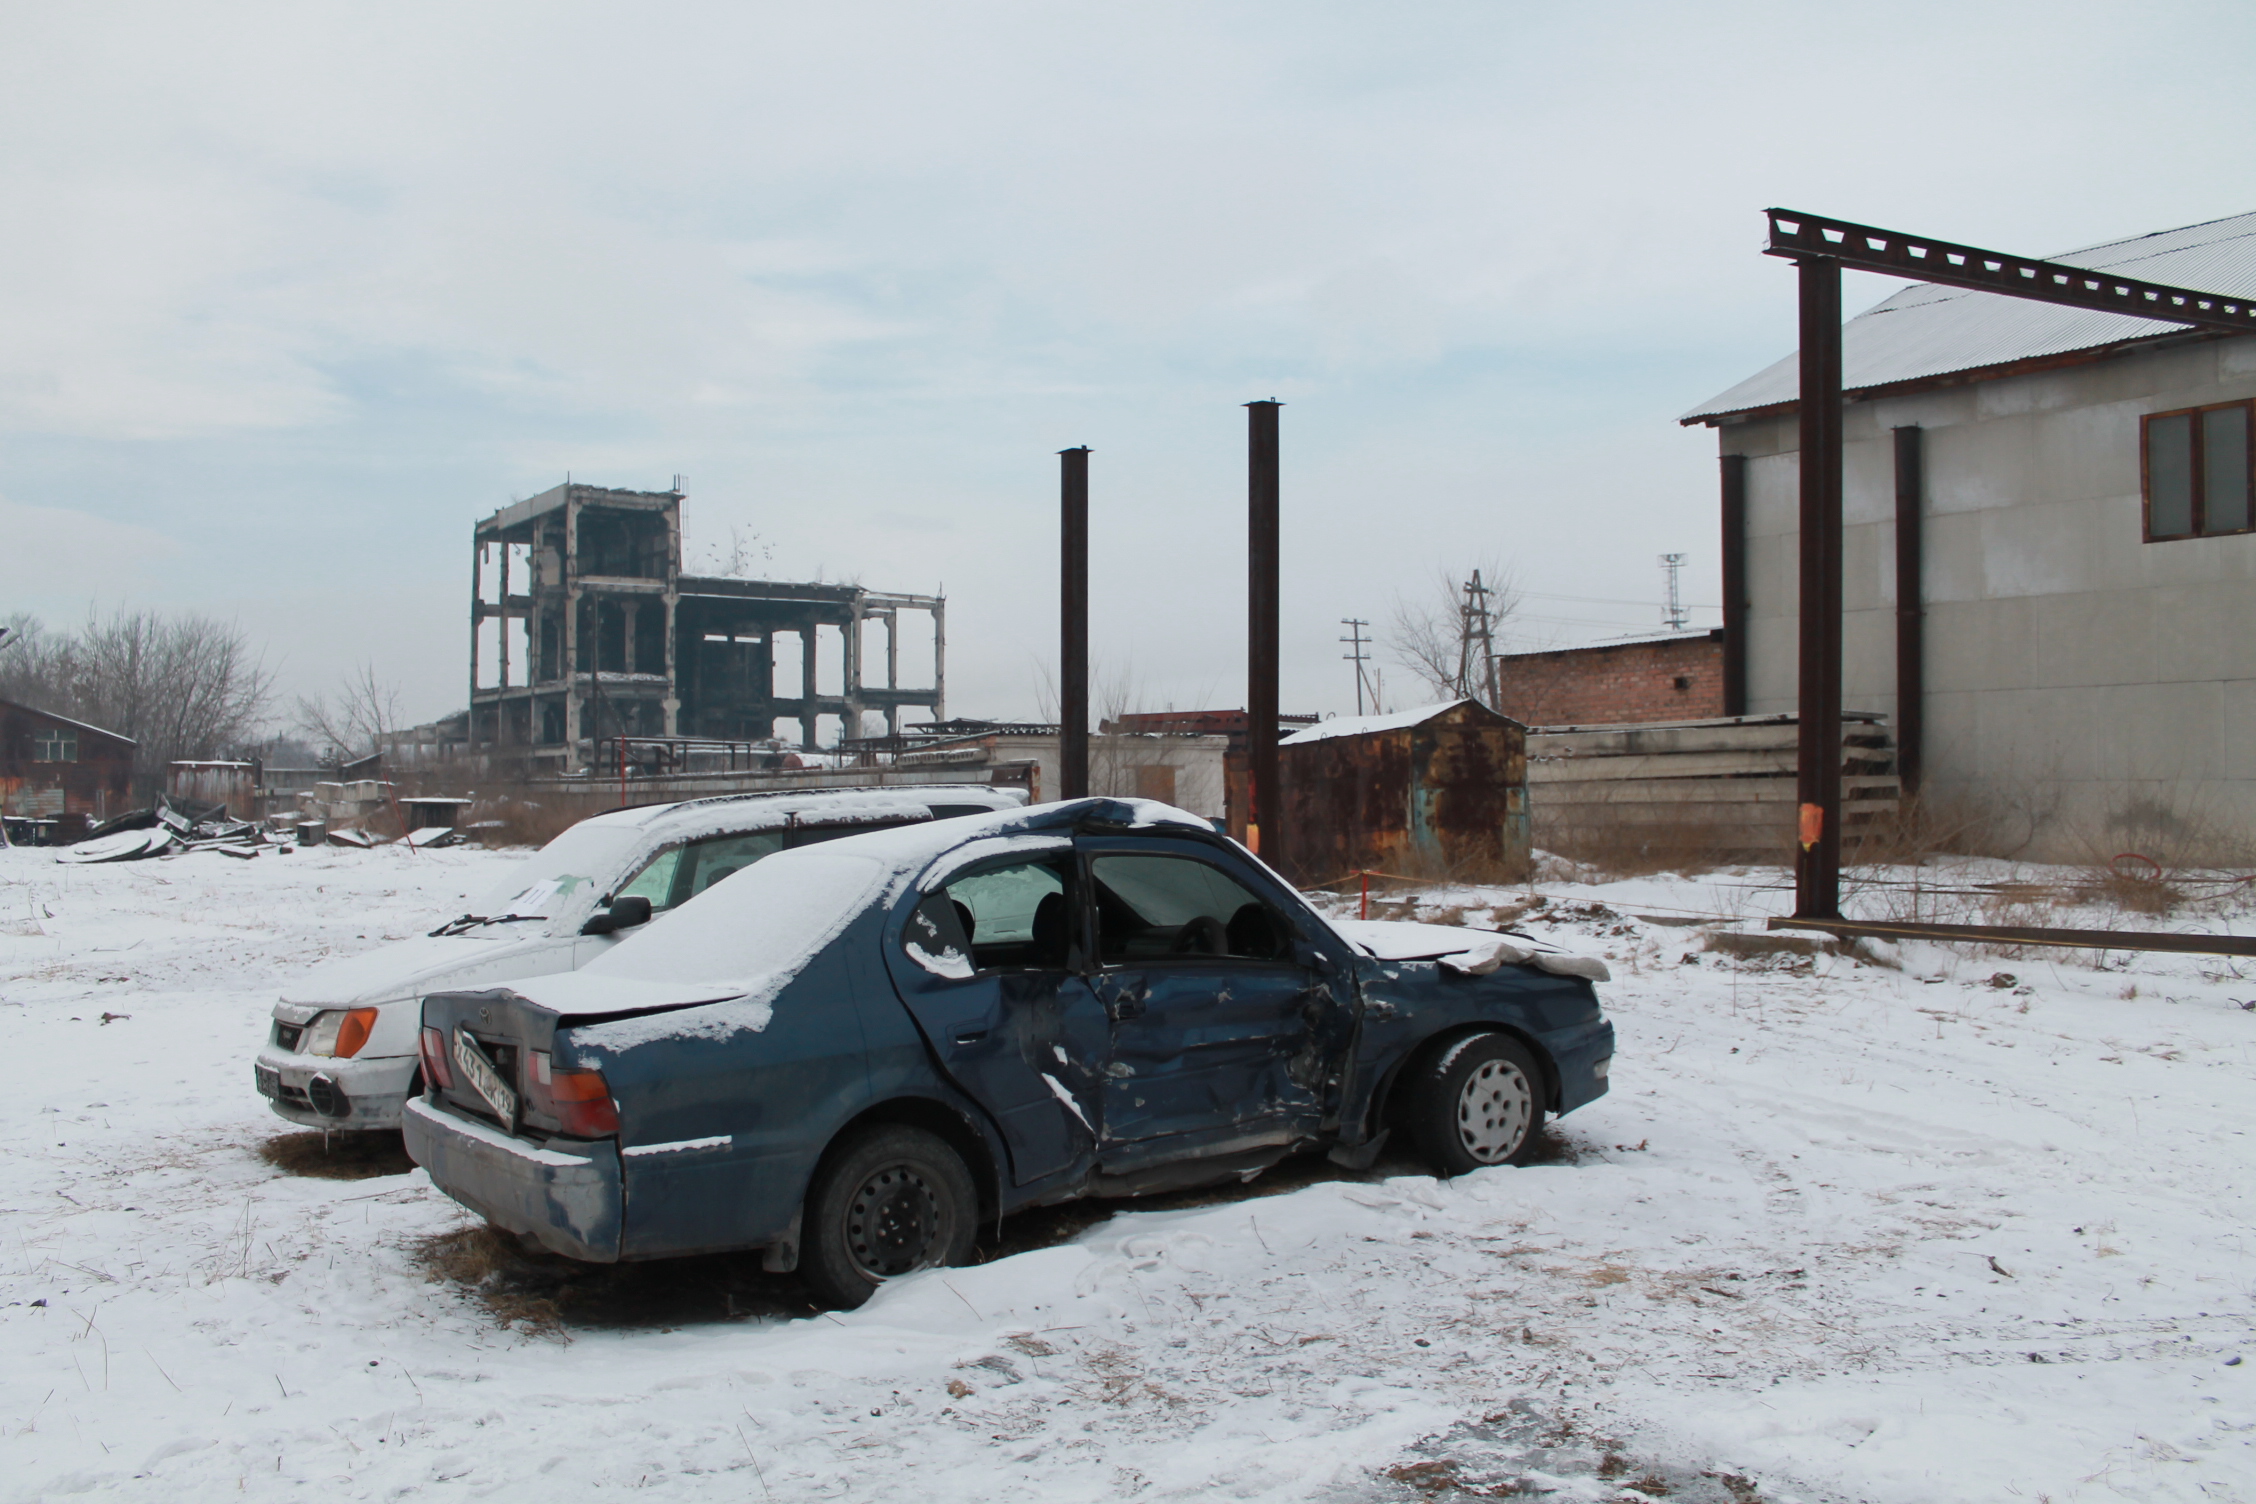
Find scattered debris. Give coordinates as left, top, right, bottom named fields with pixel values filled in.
left=57, top=795, right=266, bottom=863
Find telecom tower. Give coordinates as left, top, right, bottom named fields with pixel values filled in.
left=1659, top=553, right=1689, bottom=632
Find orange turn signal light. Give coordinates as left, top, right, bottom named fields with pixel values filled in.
left=333, top=1007, right=381, bottom=1059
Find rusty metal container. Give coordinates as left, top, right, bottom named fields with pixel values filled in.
left=1278, top=699, right=1530, bottom=884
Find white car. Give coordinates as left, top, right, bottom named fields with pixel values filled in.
left=252, top=786, right=1025, bottom=1131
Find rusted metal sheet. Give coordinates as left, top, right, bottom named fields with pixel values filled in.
left=1279, top=700, right=1530, bottom=884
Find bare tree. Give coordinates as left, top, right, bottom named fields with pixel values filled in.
left=295, top=663, right=405, bottom=765
left=0, top=609, right=274, bottom=793
left=1389, top=561, right=1518, bottom=704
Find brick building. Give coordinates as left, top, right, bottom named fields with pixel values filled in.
left=1492, top=630, right=1724, bottom=727
left=0, top=698, right=135, bottom=838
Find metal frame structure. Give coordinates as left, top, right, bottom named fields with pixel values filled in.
left=1764, top=208, right=2255, bottom=917
left=470, top=481, right=945, bottom=767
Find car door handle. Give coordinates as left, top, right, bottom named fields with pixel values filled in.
left=953, top=1029, right=988, bottom=1045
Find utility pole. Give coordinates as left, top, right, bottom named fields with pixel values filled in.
left=1246, top=400, right=1282, bottom=867
left=1660, top=553, right=1689, bottom=631
left=1456, top=570, right=1498, bottom=705
left=1059, top=446, right=1089, bottom=799
left=1339, top=618, right=1373, bottom=716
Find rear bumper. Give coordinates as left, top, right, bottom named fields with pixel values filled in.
left=401, top=1096, right=624, bottom=1262
left=254, top=1049, right=418, bottom=1130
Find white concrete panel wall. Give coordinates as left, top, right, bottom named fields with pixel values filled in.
left=1718, top=336, right=2256, bottom=860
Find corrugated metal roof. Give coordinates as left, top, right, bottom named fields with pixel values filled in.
left=1683, top=210, right=2256, bottom=423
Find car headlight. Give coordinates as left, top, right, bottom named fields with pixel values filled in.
left=303, top=1007, right=382, bottom=1059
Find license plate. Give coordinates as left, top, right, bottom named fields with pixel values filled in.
left=255, top=1065, right=280, bottom=1099
left=452, top=1028, right=518, bottom=1124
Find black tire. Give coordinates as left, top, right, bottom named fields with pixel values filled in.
left=1404, top=1033, right=1546, bottom=1176
left=800, top=1125, right=978, bottom=1310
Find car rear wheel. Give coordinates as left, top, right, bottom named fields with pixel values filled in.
left=801, top=1125, right=978, bottom=1310
left=1405, top=1033, right=1545, bottom=1176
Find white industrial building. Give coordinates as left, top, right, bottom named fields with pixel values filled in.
left=1685, top=209, right=2256, bottom=862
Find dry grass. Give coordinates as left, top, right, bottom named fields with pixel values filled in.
left=1537, top=816, right=1762, bottom=881
left=415, top=1225, right=570, bottom=1336
left=257, top=1130, right=417, bottom=1180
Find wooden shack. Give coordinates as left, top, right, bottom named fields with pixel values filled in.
left=0, top=699, right=135, bottom=837
left=1278, top=699, right=1530, bottom=882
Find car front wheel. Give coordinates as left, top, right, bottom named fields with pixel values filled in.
left=1406, top=1033, right=1545, bottom=1176
left=801, top=1125, right=978, bottom=1310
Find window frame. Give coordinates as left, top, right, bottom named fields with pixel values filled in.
left=2142, top=398, right=2256, bottom=542
left=30, top=728, right=76, bottom=763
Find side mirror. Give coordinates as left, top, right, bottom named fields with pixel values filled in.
left=581, top=895, right=654, bottom=935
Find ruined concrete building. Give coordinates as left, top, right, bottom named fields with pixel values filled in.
left=468, top=482, right=944, bottom=767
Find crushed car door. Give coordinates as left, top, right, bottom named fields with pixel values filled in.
left=1084, top=844, right=1334, bottom=1168
left=882, top=854, right=1108, bottom=1186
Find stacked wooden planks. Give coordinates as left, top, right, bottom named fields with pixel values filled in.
left=1527, top=712, right=1898, bottom=859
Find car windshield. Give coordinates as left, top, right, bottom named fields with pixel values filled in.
left=462, top=822, right=647, bottom=930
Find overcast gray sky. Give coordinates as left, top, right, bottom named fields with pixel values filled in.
left=5, top=1, right=2254, bottom=729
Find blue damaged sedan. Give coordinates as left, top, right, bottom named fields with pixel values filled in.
left=403, top=798, right=1614, bottom=1308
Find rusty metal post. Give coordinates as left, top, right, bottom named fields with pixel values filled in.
left=1892, top=425, right=1924, bottom=796
left=1059, top=446, right=1090, bottom=800
left=1247, top=401, right=1282, bottom=864
left=1719, top=453, right=1749, bottom=718
left=1794, top=256, right=1844, bottom=918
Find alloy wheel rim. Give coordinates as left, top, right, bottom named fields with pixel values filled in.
left=1454, top=1058, right=1532, bottom=1163
left=845, top=1164, right=940, bottom=1277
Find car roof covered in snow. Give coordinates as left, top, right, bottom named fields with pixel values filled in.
left=517, top=798, right=1217, bottom=1030
left=571, top=783, right=1022, bottom=837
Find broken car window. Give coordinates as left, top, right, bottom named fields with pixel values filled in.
left=910, top=859, right=1071, bottom=974
left=1091, top=854, right=1290, bottom=965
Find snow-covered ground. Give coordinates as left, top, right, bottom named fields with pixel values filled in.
left=2, top=840, right=2251, bottom=1502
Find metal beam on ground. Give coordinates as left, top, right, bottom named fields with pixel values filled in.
left=1769, top=916, right=2256, bottom=960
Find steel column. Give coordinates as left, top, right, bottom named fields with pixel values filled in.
left=1060, top=446, right=1090, bottom=800
left=1892, top=425, right=1925, bottom=796
left=1719, top=453, right=1749, bottom=718
left=1794, top=256, right=1844, bottom=919
left=1247, top=401, right=1282, bottom=863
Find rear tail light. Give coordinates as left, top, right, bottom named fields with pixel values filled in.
left=419, top=1027, right=454, bottom=1090
left=526, top=1050, right=619, bottom=1138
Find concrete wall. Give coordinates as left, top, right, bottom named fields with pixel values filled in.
left=1722, top=334, right=2256, bottom=860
